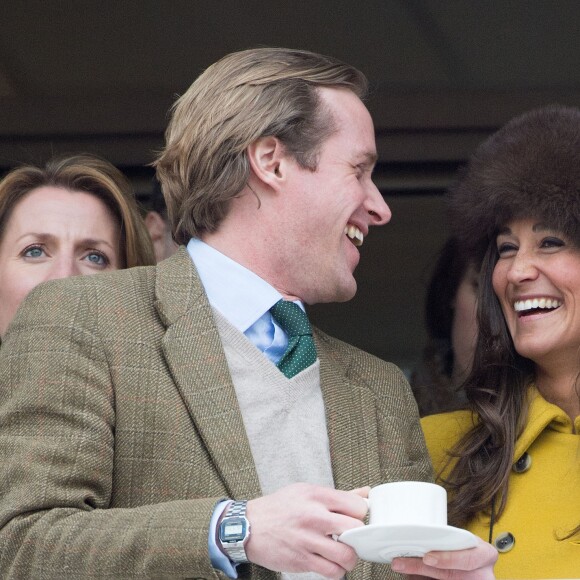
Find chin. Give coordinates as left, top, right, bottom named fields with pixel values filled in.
left=304, top=284, right=356, bottom=305
left=302, top=269, right=357, bottom=303
left=330, top=280, right=358, bottom=303
left=513, top=342, right=552, bottom=364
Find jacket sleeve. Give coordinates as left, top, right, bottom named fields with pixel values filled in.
left=0, top=280, right=226, bottom=580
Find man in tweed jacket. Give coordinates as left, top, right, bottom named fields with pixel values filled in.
left=0, top=48, right=496, bottom=579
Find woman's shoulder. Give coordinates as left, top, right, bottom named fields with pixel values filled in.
left=421, top=409, right=477, bottom=436
left=421, top=410, right=478, bottom=479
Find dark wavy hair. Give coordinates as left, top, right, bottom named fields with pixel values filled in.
left=410, top=237, right=472, bottom=416
left=443, top=105, right=580, bottom=539
left=443, top=242, right=534, bottom=527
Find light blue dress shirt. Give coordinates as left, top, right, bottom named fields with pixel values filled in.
left=186, top=238, right=305, bottom=576
left=187, top=238, right=293, bottom=363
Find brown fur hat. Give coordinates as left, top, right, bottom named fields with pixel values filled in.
left=448, top=105, right=580, bottom=261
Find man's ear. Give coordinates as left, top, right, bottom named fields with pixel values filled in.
left=247, top=136, right=288, bottom=190
left=144, top=211, right=167, bottom=242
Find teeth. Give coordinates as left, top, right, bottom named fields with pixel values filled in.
left=514, top=298, right=561, bottom=312
left=344, top=224, right=364, bottom=247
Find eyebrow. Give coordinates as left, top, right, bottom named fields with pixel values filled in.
left=497, top=221, right=554, bottom=236
left=16, top=232, right=117, bottom=251
left=357, top=151, right=378, bottom=169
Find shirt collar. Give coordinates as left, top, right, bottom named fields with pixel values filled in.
left=186, top=238, right=283, bottom=333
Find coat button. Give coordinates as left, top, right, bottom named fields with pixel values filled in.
left=494, top=532, right=515, bottom=553
left=512, top=452, right=532, bottom=473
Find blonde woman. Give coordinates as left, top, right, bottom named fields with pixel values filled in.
left=0, top=154, right=155, bottom=338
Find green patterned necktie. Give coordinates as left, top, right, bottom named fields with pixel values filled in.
left=270, top=299, right=317, bottom=378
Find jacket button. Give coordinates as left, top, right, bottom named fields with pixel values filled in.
left=512, top=452, right=532, bottom=473
left=494, top=532, right=515, bottom=553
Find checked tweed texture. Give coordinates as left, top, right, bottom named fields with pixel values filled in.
left=0, top=247, right=431, bottom=580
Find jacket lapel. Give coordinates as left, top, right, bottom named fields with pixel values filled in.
left=315, top=330, right=383, bottom=492
left=154, top=248, right=261, bottom=500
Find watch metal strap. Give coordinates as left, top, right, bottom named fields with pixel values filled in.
left=226, top=499, right=247, bottom=519
left=224, top=500, right=249, bottom=563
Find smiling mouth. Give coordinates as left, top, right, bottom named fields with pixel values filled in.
left=514, top=297, right=562, bottom=316
left=344, top=224, right=363, bottom=247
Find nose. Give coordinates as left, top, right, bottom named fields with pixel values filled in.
left=506, top=250, right=539, bottom=284
left=45, top=257, right=81, bottom=281
left=365, top=182, right=391, bottom=226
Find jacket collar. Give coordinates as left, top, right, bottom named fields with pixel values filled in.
left=153, top=248, right=375, bottom=495
left=154, top=246, right=205, bottom=326
left=514, top=385, right=579, bottom=460
left=154, top=248, right=262, bottom=499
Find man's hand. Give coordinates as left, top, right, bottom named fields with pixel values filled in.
left=244, top=483, right=368, bottom=579
left=390, top=536, right=498, bottom=579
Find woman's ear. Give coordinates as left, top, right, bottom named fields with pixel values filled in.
left=247, top=136, right=287, bottom=190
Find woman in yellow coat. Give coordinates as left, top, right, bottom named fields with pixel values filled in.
left=422, top=105, right=580, bottom=579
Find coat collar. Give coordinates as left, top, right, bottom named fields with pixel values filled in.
left=154, top=248, right=261, bottom=500
left=514, top=385, right=579, bottom=460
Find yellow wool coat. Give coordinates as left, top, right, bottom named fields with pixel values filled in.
left=422, top=387, right=580, bottom=579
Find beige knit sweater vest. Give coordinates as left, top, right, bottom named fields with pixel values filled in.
left=214, top=310, right=341, bottom=580
left=214, top=308, right=334, bottom=494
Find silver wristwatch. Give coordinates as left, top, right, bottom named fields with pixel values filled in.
left=218, top=500, right=251, bottom=563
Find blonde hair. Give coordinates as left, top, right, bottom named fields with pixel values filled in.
left=155, top=47, right=368, bottom=243
left=0, top=154, right=155, bottom=268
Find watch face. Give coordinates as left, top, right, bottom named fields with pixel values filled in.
left=226, top=523, right=243, bottom=536
left=220, top=516, right=248, bottom=542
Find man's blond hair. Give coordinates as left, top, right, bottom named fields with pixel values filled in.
left=154, top=47, right=368, bottom=243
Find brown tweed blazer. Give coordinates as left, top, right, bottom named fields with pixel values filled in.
left=0, top=248, right=432, bottom=579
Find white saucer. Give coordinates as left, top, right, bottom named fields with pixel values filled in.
left=338, top=523, right=478, bottom=563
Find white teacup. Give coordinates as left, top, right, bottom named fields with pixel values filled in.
left=365, top=481, right=447, bottom=528
left=340, top=481, right=477, bottom=563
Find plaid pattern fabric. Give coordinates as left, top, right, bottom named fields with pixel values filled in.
left=0, top=247, right=432, bottom=579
